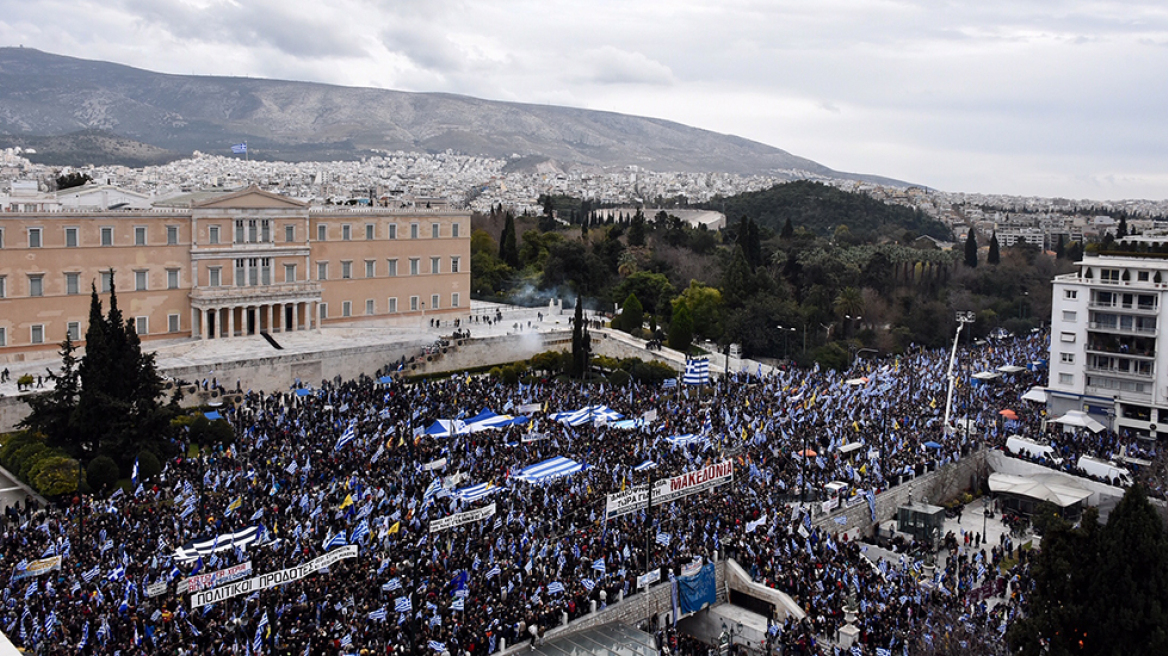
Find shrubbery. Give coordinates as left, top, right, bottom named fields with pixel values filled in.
left=0, top=431, right=82, bottom=497
left=86, top=455, right=120, bottom=493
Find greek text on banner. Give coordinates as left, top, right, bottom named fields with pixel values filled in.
left=190, top=546, right=357, bottom=608
left=605, top=460, right=733, bottom=520
left=429, top=502, right=496, bottom=533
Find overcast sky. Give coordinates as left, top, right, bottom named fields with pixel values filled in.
left=2, top=0, right=1166, bottom=200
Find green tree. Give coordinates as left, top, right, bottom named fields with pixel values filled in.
left=1117, top=216, right=1128, bottom=238
left=964, top=229, right=979, bottom=268
left=20, top=333, right=81, bottom=454
left=618, top=293, right=644, bottom=335
left=675, top=281, right=724, bottom=341
left=499, top=212, right=520, bottom=268
left=780, top=216, right=794, bottom=240
left=571, top=298, right=589, bottom=378
left=55, top=172, right=92, bottom=190
left=988, top=231, right=1001, bottom=264
left=1055, top=234, right=1065, bottom=259
left=668, top=302, right=694, bottom=352
left=627, top=208, right=646, bottom=247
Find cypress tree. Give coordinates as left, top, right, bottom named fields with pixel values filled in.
left=499, top=212, right=520, bottom=268
left=780, top=217, right=794, bottom=240
left=964, top=229, right=978, bottom=268
left=987, top=231, right=1001, bottom=264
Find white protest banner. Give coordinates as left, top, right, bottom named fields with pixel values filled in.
left=178, top=561, right=253, bottom=594
left=637, top=569, right=661, bottom=589
left=605, top=485, right=650, bottom=521
left=146, top=581, right=169, bottom=598
left=422, top=457, right=447, bottom=472
left=190, top=546, right=357, bottom=608
left=641, top=409, right=658, bottom=422
left=605, top=460, right=734, bottom=520
left=518, top=402, right=542, bottom=415
left=521, top=433, right=548, bottom=443
left=10, top=556, right=62, bottom=581
left=428, top=502, right=496, bottom=533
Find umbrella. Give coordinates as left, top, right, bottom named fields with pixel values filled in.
left=999, top=409, right=1018, bottom=420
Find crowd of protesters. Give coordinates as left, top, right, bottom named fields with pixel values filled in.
left=0, top=329, right=1155, bottom=655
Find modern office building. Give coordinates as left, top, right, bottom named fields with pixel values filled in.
left=0, top=186, right=469, bottom=358
left=1048, top=246, right=1168, bottom=439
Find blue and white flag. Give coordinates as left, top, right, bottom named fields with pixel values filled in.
left=131, top=458, right=140, bottom=488
left=383, top=577, right=402, bottom=592
left=451, top=597, right=464, bottom=611
left=351, top=519, right=370, bottom=544
left=592, top=558, right=606, bottom=574
left=231, top=142, right=247, bottom=154
left=683, top=358, right=710, bottom=385
left=485, top=564, right=501, bottom=579
left=82, top=565, right=101, bottom=582
left=335, top=422, right=357, bottom=451
left=662, top=378, right=677, bottom=390
left=368, top=607, right=387, bottom=621
left=547, top=581, right=565, bottom=595
left=394, top=596, right=412, bottom=613
left=322, top=530, right=347, bottom=551
left=428, top=641, right=446, bottom=652
left=656, top=532, right=671, bottom=546
left=581, top=578, right=596, bottom=591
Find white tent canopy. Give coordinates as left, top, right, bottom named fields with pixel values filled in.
left=989, top=472, right=1092, bottom=508
left=1051, top=410, right=1106, bottom=434
left=972, top=371, right=1001, bottom=381
left=1020, top=387, right=1048, bottom=403
left=997, top=365, right=1027, bottom=374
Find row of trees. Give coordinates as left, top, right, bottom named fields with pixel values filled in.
left=471, top=182, right=1066, bottom=369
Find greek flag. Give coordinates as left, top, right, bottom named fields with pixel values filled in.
left=451, top=597, right=464, bottom=611
left=231, top=142, right=247, bottom=154
left=335, top=422, right=357, bottom=451
left=683, top=358, right=709, bottom=385
left=131, top=458, right=139, bottom=488
left=428, top=641, right=446, bottom=652
left=486, top=565, right=501, bottom=579
left=383, top=577, right=402, bottom=591
left=656, top=532, right=671, bottom=546
left=340, top=634, right=352, bottom=648
left=351, top=518, right=370, bottom=544
left=368, top=607, right=387, bottom=621
left=876, top=649, right=891, bottom=656
left=422, top=478, right=445, bottom=506
left=581, top=578, right=596, bottom=591
left=322, top=530, right=348, bottom=550
left=592, top=558, right=606, bottom=573
left=547, top=581, right=565, bottom=595
left=107, top=566, right=126, bottom=581
left=252, top=625, right=263, bottom=653
left=662, top=378, right=677, bottom=389
left=82, top=565, right=101, bottom=582
left=394, top=596, right=412, bottom=613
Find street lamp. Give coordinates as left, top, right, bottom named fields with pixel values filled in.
left=777, top=325, right=796, bottom=359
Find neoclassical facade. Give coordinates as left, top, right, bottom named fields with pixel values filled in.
left=0, top=187, right=470, bottom=358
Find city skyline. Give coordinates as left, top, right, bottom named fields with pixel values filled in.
left=1, top=1, right=1166, bottom=201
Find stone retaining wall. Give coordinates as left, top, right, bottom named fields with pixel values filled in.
left=813, top=449, right=988, bottom=537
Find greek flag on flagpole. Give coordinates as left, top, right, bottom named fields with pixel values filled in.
left=394, top=596, right=412, bottom=613
left=368, top=607, right=387, bottom=621
left=351, top=518, right=370, bottom=544
left=322, top=530, right=347, bottom=550
left=231, top=142, right=247, bottom=154
left=592, top=558, right=606, bottom=573
left=486, top=565, right=501, bottom=579
left=656, top=532, right=671, bottom=546
left=683, top=358, right=709, bottom=385
left=131, top=458, right=139, bottom=488
left=335, top=422, right=357, bottom=451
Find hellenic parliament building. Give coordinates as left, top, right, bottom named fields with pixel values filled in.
left=0, top=186, right=470, bottom=358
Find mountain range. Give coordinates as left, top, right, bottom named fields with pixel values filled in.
left=0, top=47, right=904, bottom=184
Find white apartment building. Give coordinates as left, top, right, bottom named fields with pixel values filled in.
left=1048, top=251, right=1168, bottom=439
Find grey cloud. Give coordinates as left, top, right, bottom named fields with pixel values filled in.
left=578, top=47, right=675, bottom=86
left=120, top=0, right=366, bottom=59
